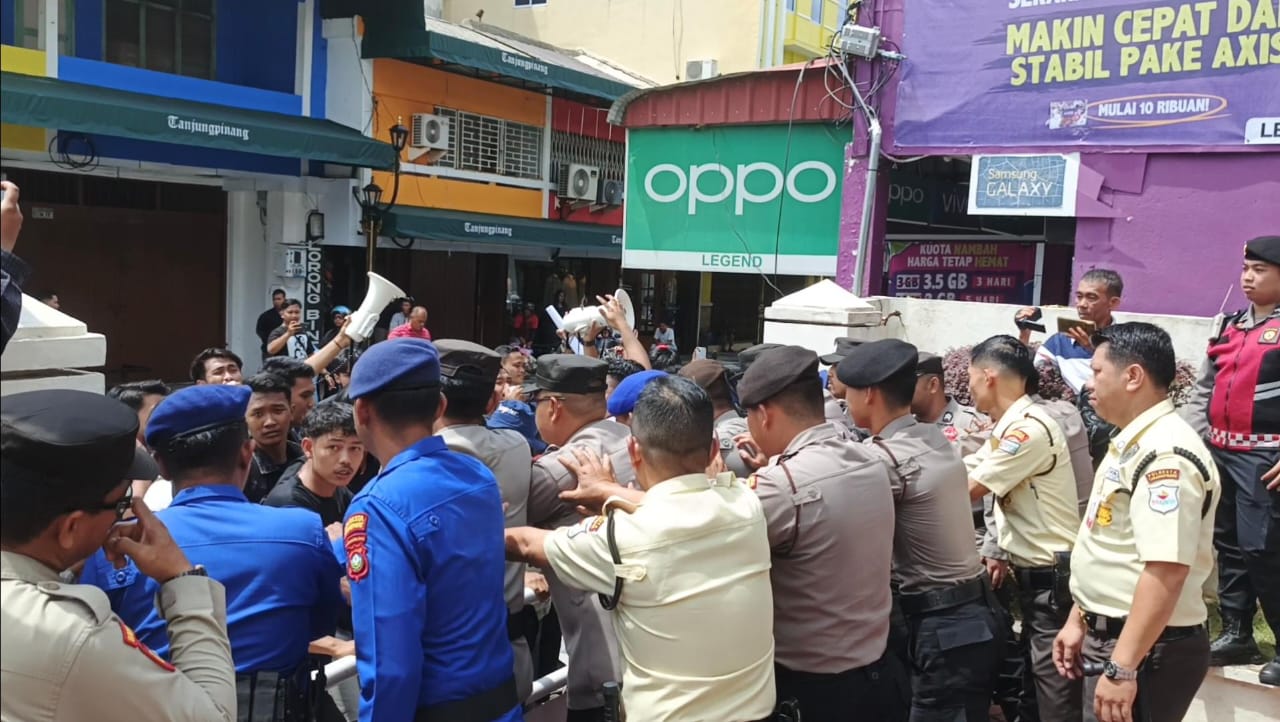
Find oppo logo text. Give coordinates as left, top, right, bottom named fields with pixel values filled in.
left=643, top=161, right=838, bottom=215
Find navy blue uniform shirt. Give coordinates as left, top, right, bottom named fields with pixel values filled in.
left=81, top=484, right=343, bottom=673
left=343, top=435, right=519, bottom=721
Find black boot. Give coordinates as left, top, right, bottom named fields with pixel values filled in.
left=1260, top=657, right=1280, bottom=686
left=1208, top=613, right=1265, bottom=666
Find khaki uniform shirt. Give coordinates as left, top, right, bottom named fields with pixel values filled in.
left=869, top=415, right=984, bottom=594
left=751, top=422, right=895, bottom=673
left=439, top=424, right=532, bottom=613
left=545, top=473, right=777, bottom=721
left=1071, top=400, right=1220, bottom=626
left=715, top=410, right=753, bottom=479
left=527, top=418, right=633, bottom=709
left=0, top=551, right=236, bottom=722
left=966, top=395, right=1079, bottom=568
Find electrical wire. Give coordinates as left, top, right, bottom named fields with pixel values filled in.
left=48, top=133, right=99, bottom=172
left=351, top=17, right=378, bottom=133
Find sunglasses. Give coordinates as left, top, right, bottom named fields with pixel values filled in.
left=77, top=484, right=134, bottom=521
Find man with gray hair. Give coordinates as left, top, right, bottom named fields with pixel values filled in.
left=507, top=375, right=777, bottom=721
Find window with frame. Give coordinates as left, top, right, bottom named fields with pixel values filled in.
left=15, top=0, right=74, bottom=55
left=431, top=107, right=545, bottom=181
left=514, top=0, right=548, bottom=6
left=550, top=131, right=625, bottom=196
left=104, top=0, right=215, bottom=79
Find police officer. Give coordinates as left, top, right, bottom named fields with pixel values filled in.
left=523, top=354, right=629, bottom=721
left=839, top=340, right=1003, bottom=721
left=911, top=352, right=991, bottom=456
left=508, top=375, right=778, bottom=720
left=1055, top=323, right=1219, bottom=722
left=820, top=337, right=864, bottom=435
left=606, top=369, right=666, bottom=426
left=1182, top=236, right=1280, bottom=683
left=343, top=339, right=519, bottom=721
left=965, top=335, right=1082, bottom=722
left=738, top=346, right=903, bottom=722
left=433, top=339, right=536, bottom=702
left=78, top=384, right=345, bottom=721
left=1, top=390, right=236, bottom=722
left=678, top=358, right=755, bottom=477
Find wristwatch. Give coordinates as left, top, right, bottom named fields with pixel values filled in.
left=163, top=565, right=208, bottom=584
left=1103, top=660, right=1139, bottom=681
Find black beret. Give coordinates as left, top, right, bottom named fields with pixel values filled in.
left=837, top=339, right=919, bottom=388
left=737, top=343, right=783, bottom=373
left=738, top=346, right=819, bottom=407
left=678, top=359, right=729, bottom=389
left=2, top=390, right=156, bottom=489
left=435, top=339, right=502, bottom=384
left=522, top=354, right=608, bottom=396
left=1245, top=236, right=1280, bottom=267
left=820, top=337, right=864, bottom=366
left=916, top=352, right=945, bottom=376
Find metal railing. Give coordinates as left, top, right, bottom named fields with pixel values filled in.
left=322, top=587, right=567, bottom=708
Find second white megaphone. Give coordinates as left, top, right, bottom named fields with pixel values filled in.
left=344, top=272, right=406, bottom=343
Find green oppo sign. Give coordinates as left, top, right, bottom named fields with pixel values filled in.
left=623, top=125, right=846, bottom=275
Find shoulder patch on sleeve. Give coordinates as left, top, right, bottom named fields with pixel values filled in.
left=118, top=620, right=175, bottom=672
left=1148, top=484, right=1181, bottom=514
left=344, top=512, right=370, bottom=582
left=1145, top=468, right=1181, bottom=484
left=998, top=428, right=1030, bottom=455
left=567, top=516, right=606, bottom=539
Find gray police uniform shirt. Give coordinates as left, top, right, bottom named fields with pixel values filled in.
left=438, top=424, right=532, bottom=613
left=868, top=415, right=984, bottom=595
left=526, top=419, right=632, bottom=710
left=750, top=422, right=895, bottom=673
left=1, top=551, right=237, bottom=722
left=715, top=410, right=752, bottom=479
left=823, top=389, right=863, bottom=438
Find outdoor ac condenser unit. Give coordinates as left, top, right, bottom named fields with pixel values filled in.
left=410, top=113, right=451, bottom=150
left=598, top=179, right=625, bottom=206
left=685, top=59, right=719, bottom=81
left=565, top=164, right=601, bottom=201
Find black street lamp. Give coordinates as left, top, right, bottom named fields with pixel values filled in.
left=356, top=116, right=410, bottom=274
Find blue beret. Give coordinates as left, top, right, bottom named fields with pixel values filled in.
left=487, top=400, right=547, bottom=455
left=145, top=384, right=251, bottom=450
left=607, top=370, right=666, bottom=417
left=348, top=338, right=440, bottom=400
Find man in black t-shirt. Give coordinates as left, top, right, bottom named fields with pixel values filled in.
left=262, top=402, right=362, bottom=526
left=255, top=288, right=287, bottom=360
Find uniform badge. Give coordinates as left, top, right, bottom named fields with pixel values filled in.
left=941, top=411, right=954, bottom=425
left=942, top=425, right=959, bottom=442
left=118, top=620, right=175, bottom=672
left=1148, top=484, right=1180, bottom=514
left=344, top=512, right=371, bottom=582
left=998, top=429, right=1030, bottom=455
left=1260, top=328, right=1280, bottom=345
left=747, top=474, right=758, bottom=490
left=1145, top=469, right=1181, bottom=484
left=1096, top=503, right=1113, bottom=527
left=567, top=516, right=607, bottom=539
left=1118, top=445, right=1138, bottom=464
left=1105, top=466, right=1121, bottom=483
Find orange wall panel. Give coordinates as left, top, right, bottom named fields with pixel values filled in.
left=373, top=59, right=545, bottom=126
left=375, top=171, right=543, bottom=218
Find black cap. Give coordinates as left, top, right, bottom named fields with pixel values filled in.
left=738, top=346, right=819, bottom=407
left=837, top=339, right=919, bottom=388
left=678, top=359, right=729, bottom=389
left=916, top=352, right=945, bottom=376
left=1245, top=236, right=1280, bottom=267
left=435, top=339, right=502, bottom=384
left=737, top=343, right=783, bottom=373
left=819, top=337, right=864, bottom=366
left=522, top=354, right=608, bottom=396
left=1, top=390, right=157, bottom=488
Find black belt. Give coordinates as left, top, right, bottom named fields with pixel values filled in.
left=899, top=576, right=987, bottom=616
left=507, top=606, right=537, bottom=642
left=1082, top=612, right=1204, bottom=643
left=414, top=676, right=518, bottom=722
left=1016, top=566, right=1055, bottom=591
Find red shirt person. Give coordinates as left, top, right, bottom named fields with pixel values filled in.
left=388, top=306, right=432, bottom=341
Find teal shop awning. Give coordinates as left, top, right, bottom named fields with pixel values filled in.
left=385, top=207, right=622, bottom=252
left=360, top=14, right=641, bottom=101
left=0, top=72, right=398, bottom=169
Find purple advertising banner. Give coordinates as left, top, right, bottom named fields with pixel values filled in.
left=887, top=242, right=1039, bottom=304
left=894, top=0, right=1280, bottom=148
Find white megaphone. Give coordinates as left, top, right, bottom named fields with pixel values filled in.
left=559, top=289, right=636, bottom=339
left=344, top=272, right=406, bottom=343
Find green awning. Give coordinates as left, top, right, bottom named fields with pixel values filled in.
left=0, top=72, right=398, bottom=169
left=385, top=207, right=622, bottom=252
left=361, top=14, right=637, bottom=101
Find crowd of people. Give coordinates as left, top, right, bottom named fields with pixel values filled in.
left=0, top=174, right=1277, bottom=722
